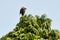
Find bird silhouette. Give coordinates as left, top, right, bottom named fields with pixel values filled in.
left=20, top=7, right=26, bottom=16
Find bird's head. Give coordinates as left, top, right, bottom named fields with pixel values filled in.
left=21, top=6, right=27, bottom=10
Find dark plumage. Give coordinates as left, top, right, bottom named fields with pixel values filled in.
left=20, top=7, right=26, bottom=16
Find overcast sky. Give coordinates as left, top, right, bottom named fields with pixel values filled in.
left=0, top=0, right=60, bottom=38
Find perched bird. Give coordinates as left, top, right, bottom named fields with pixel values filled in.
left=20, top=7, right=26, bottom=16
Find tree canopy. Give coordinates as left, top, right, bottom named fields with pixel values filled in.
left=0, top=14, right=60, bottom=40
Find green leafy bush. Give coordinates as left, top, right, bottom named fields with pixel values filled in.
left=0, top=14, right=60, bottom=40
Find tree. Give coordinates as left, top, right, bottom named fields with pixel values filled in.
left=0, top=14, right=60, bottom=40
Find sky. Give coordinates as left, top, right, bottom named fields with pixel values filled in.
left=0, top=0, right=60, bottom=38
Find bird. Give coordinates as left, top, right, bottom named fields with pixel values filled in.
left=20, top=7, right=26, bottom=16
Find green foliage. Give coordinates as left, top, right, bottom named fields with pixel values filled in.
left=0, top=14, right=60, bottom=40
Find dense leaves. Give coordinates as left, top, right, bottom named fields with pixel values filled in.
left=0, top=14, right=60, bottom=40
